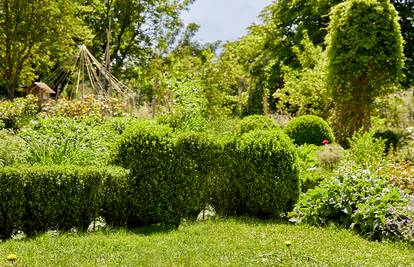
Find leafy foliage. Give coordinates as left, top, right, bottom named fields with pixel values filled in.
left=40, top=95, right=127, bottom=118
left=112, top=124, right=300, bottom=223
left=284, top=115, right=335, bottom=146
left=274, top=35, right=331, bottom=118
left=238, top=115, right=279, bottom=135
left=0, top=130, right=28, bottom=167
left=0, top=95, right=38, bottom=129
left=326, top=0, right=404, bottom=143
left=291, top=171, right=414, bottom=241
left=0, top=0, right=91, bottom=98
left=347, top=130, right=385, bottom=171
left=0, top=165, right=129, bottom=239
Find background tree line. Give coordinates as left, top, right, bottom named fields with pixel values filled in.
left=0, top=0, right=413, bottom=142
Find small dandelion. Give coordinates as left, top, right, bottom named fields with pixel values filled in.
left=7, top=254, right=17, bottom=261
left=284, top=241, right=294, bottom=265
left=7, top=254, right=18, bottom=266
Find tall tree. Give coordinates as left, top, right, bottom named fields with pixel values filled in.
left=393, top=0, right=414, bottom=86
left=326, top=0, right=404, bottom=143
left=80, top=0, right=194, bottom=75
left=225, top=0, right=414, bottom=115
left=0, top=0, right=90, bottom=99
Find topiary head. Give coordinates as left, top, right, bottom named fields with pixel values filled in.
left=284, top=115, right=335, bottom=146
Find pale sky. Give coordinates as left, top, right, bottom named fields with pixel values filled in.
left=182, top=0, right=272, bottom=43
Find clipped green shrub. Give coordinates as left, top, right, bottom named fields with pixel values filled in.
left=239, top=115, right=279, bottom=135
left=112, top=122, right=204, bottom=227
left=290, top=171, right=413, bottom=241
left=204, top=134, right=240, bottom=216
left=0, top=168, right=25, bottom=240
left=112, top=123, right=300, bottom=222
left=0, top=165, right=129, bottom=239
left=237, top=129, right=299, bottom=216
left=284, top=115, right=334, bottom=146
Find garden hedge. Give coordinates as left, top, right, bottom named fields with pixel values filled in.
left=0, top=165, right=129, bottom=239
left=112, top=124, right=300, bottom=221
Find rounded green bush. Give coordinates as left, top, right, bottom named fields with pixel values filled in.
left=239, top=115, right=279, bottom=135
left=284, top=115, right=334, bottom=146
left=237, top=128, right=299, bottom=217
left=111, top=123, right=206, bottom=227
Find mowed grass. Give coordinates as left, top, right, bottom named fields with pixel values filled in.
left=1, top=218, right=413, bottom=266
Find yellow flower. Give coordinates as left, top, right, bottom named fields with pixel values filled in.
left=284, top=240, right=292, bottom=247
left=7, top=254, right=17, bottom=261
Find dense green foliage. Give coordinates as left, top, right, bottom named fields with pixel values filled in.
left=326, top=0, right=404, bottom=143
left=284, top=115, right=335, bottom=146
left=347, top=130, right=385, bottom=171
left=238, top=115, right=279, bottom=135
left=373, top=129, right=402, bottom=153
left=112, top=123, right=299, bottom=222
left=291, top=171, right=414, bottom=241
left=0, top=130, right=28, bottom=167
left=0, top=0, right=91, bottom=98
left=237, top=129, right=299, bottom=216
left=0, top=96, right=38, bottom=129
left=0, top=165, right=129, bottom=239
left=111, top=122, right=202, bottom=227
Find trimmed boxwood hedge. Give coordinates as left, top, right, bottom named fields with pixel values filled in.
left=112, top=123, right=300, bottom=221
left=237, top=129, right=299, bottom=216
left=0, top=165, right=129, bottom=239
left=1, top=123, right=300, bottom=239
left=284, top=115, right=335, bottom=146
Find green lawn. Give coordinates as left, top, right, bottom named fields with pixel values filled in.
left=1, top=218, right=413, bottom=266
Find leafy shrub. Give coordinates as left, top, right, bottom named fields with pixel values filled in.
left=237, top=129, right=299, bottom=216
left=290, top=171, right=414, bottom=241
left=284, top=115, right=334, bottom=146
left=112, top=125, right=300, bottom=223
left=0, top=165, right=129, bottom=239
left=347, top=130, right=385, bottom=171
left=0, top=95, right=38, bottom=129
left=373, top=129, right=402, bottom=153
left=0, top=130, right=28, bottom=166
left=40, top=95, right=127, bottom=118
left=111, top=122, right=201, bottom=226
left=157, top=78, right=208, bottom=132
left=296, top=144, right=325, bottom=192
left=238, top=115, right=279, bottom=135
